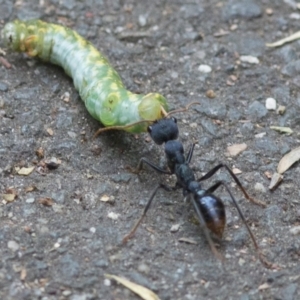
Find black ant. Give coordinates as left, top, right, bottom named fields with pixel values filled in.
left=123, top=117, right=273, bottom=268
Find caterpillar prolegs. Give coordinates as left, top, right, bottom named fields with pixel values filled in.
left=1, top=19, right=169, bottom=133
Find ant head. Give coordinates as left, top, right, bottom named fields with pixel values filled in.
left=147, top=117, right=179, bottom=145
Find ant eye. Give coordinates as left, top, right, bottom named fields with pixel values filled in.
left=147, top=126, right=152, bottom=133
left=171, top=117, right=177, bottom=123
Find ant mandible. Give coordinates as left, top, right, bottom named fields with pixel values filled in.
left=123, top=117, right=273, bottom=268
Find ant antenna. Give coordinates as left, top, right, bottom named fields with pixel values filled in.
left=165, top=101, right=200, bottom=117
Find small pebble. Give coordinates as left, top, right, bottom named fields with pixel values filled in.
left=0, top=82, right=8, bottom=92
left=238, top=258, right=245, bottom=266
left=137, top=263, right=150, bottom=274
left=265, top=98, right=276, bottom=110
left=107, top=212, right=120, bottom=220
left=290, top=13, right=300, bottom=19
left=8, top=240, right=19, bottom=252
left=100, top=195, right=111, bottom=202
left=255, top=132, right=266, bottom=138
left=277, top=105, right=286, bottom=115
left=62, top=290, right=72, bottom=296
left=89, top=227, right=96, bottom=233
left=265, top=8, right=273, bottom=15
left=138, top=15, right=147, bottom=27
left=26, top=198, right=35, bottom=203
left=67, top=131, right=77, bottom=139
left=240, top=55, right=259, bottom=64
left=254, top=182, right=266, bottom=193
left=170, top=224, right=180, bottom=232
left=170, top=71, right=178, bottom=79
left=52, top=204, right=64, bottom=213
left=290, top=226, right=300, bottom=235
left=104, top=278, right=111, bottom=286
left=230, top=24, right=238, bottom=31
left=0, top=97, right=5, bottom=108
left=61, top=91, right=70, bottom=102
left=198, top=64, right=212, bottom=73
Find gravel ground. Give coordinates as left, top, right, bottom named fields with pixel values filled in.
left=1, top=0, right=300, bottom=299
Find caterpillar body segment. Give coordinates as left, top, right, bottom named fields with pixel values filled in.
left=1, top=19, right=168, bottom=133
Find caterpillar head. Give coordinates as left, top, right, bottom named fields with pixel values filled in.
left=138, top=93, right=168, bottom=120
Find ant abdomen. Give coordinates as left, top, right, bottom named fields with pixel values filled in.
left=196, top=194, right=226, bottom=238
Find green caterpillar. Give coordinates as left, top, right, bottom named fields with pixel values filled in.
left=1, top=19, right=169, bottom=133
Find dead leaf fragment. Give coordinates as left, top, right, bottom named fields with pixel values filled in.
left=264, top=171, right=272, bottom=179
left=213, top=29, right=229, bottom=37
left=232, top=168, right=242, bottom=175
left=0, top=48, right=6, bottom=55
left=4, top=187, right=18, bottom=198
left=16, top=166, right=35, bottom=176
left=20, top=268, right=27, bottom=281
left=0, top=56, right=11, bottom=68
left=36, top=147, right=44, bottom=159
left=2, top=193, right=16, bottom=202
left=25, top=186, right=37, bottom=193
left=227, top=143, right=247, bottom=157
left=266, top=31, right=300, bottom=48
left=105, top=274, right=160, bottom=300
left=38, top=197, right=54, bottom=206
left=226, top=79, right=235, bottom=86
left=255, top=132, right=266, bottom=138
left=270, top=126, right=293, bottom=135
left=86, top=170, right=93, bottom=179
left=206, top=89, right=216, bottom=98
left=178, top=237, right=198, bottom=244
left=240, top=55, right=260, bottom=64
left=24, top=226, right=32, bottom=233
left=258, top=282, right=270, bottom=290
left=277, top=146, right=300, bottom=174
left=46, top=128, right=54, bottom=136
left=269, top=172, right=283, bottom=190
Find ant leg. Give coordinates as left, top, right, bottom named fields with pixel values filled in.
left=205, top=181, right=259, bottom=248
left=190, top=195, right=225, bottom=263
left=205, top=180, right=273, bottom=269
left=197, top=163, right=266, bottom=207
left=128, top=157, right=171, bottom=175
left=186, top=143, right=196, bottom=164
left=122, top=183, right=176, bottom=243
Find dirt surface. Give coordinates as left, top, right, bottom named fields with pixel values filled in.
left=1, top=0, right=300, bottom=299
